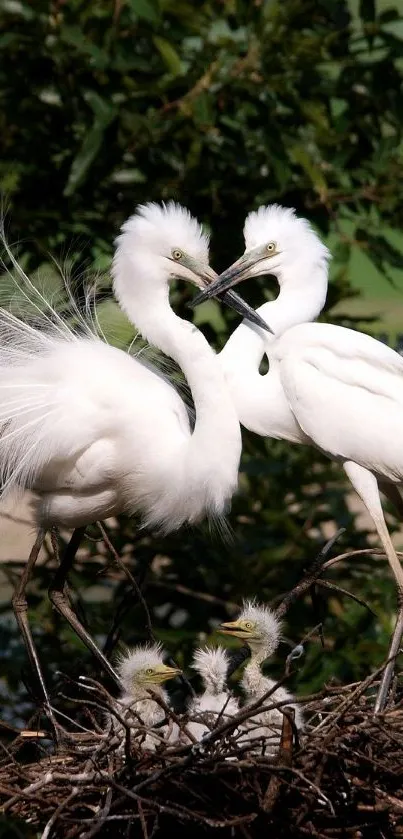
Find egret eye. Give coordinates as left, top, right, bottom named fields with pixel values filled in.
left=145, top=668, right=154, bottom=675
left=266, top=242, right=276, bottom=253
left=244, top=622, right=253, bottom=629
left=172, top=249, right=183, bottom=260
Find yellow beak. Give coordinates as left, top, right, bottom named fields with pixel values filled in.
left=157, top=664, right=182, bottom=682
left=218, top=620, right=251, bottom=639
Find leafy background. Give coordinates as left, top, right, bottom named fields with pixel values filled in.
left=0, top=0, right=403, bottom=806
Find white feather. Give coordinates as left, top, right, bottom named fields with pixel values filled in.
left=215, top=201, right=403, bottom=710
left=107, top=643, right=177, bottom=752
left=187, top=645, right=239, bottom=741
left=0, top=203, right=241, bottom=532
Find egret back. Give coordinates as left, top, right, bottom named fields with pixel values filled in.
left=277, top=321, right=403, bottom=482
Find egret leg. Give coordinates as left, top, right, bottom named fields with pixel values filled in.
left=11, top=528, right=55, bottom=720
left=344, top=461, right=403, bottom=712
left=48, top=527, right=119, bottom=685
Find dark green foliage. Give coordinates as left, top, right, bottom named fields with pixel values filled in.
left=0, top=0, right=402, bottom=742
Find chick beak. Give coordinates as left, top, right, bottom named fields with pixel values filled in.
left=158, top=664, right=182, bottom=682
left=218, top=620, right=248, bottom=639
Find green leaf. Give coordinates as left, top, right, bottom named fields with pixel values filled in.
left=59, top=25, right=108, bottom=68
left=192, top=91, right=215, bottom=126
left=192, top=300, right=227, bottom=333
left=84, top=90, right=116, bottom=122
left=0, top=260, right=65, bottom=317
left=381, top=19, right=403, bottom=40
left=64, top=126, right=105, bottom=197
left=0, top=0, right=34, bottom=19
left=64, top=96, right=116, bottom=196
left=111, top=168, right=146, bottom=184
left=289, top=145, right=327, bottom=195
left=126, top=0, right=160, bottom=24
left=153, top=36, right=183, bottom=76
left=95, top=299, right=136, bottom=348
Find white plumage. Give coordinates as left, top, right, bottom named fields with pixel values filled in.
left=0, top=202, right=242, bottom=533
left=108, top=642, right=181, bottom=751
left=220, top=601, right=303, bottom=754
left=187, top=645, right=239, bottom=741
left=0, top=201, right=249, bottom=709
left=194, top=203, right=403, bottom=712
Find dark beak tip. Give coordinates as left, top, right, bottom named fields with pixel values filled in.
left=191, top=285, right=273, bottom=334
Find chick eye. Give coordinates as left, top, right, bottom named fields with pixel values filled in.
left=172, top=249, right=183, bottom=260
left=245, top=622, right=253, bottom=629
left=266, top=242, right=276, bottom=253
left=146, top=668, right=154, bottom=675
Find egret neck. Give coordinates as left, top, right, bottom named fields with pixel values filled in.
left=217, top=258, right=328, bottom=442
left=113, top=274, right=242, bottom=511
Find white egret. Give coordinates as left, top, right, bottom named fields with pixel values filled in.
left=220, top=601, right=303, bottom=754
left=194, top=203, right=403, bottom=711
left=0, top=202, right=265, bottom=709
left=108, top=642, right=181, bottom=751
left=187, top=645, right=239, bottom=741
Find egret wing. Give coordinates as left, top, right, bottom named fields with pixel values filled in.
left=277, top=322, right=403, bottom=482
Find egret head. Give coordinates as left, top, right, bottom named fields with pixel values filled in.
left=113, top=202, right=271, bottom=331
left=116, top=643, right=182, bottom=695
left=219, top=600, right=281, bottom=658
left=191, top=645, right=230, bottom=694
left=192, top=204, right=330, bottom=303
left=116, top=202, right=212, bottom=287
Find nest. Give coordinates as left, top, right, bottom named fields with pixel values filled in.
left=1, top=674, right=402, bottom=839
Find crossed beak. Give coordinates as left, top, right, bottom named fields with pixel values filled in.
left=192, top=253, right=273, bottom=333
left=194, top=252, right=259, bottom=303
left=191, top=259, right=272, bottom=333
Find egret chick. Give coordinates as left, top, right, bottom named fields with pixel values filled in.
left=220, top=602, right=303, bottom=754
left=109, top=643, right=181, bottom=751
left=187, top=646, right=239, bottom=741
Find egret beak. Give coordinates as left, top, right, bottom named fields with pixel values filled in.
left=192, top=251, right=261, bottom=304
left=221, top=290, right=272, bottom=332
left=218, top=620, right=252, bottom=640
left=193, top=247, right=277, bottom=306
left=190, top=252, right=274, bottom=333
left=183, top=256, right=272, bottom=332
left=156, top=664, right=182, bottom=683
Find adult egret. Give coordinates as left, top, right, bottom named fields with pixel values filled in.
left=187, top=645, right=239, bottom=741
left=220, top=601, right=303, bottom=753
left=108, top=642, right=181, bottom=751
left=194, top=203, right=403, bottom=711
left=0, top=202, right=265, bottom=710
